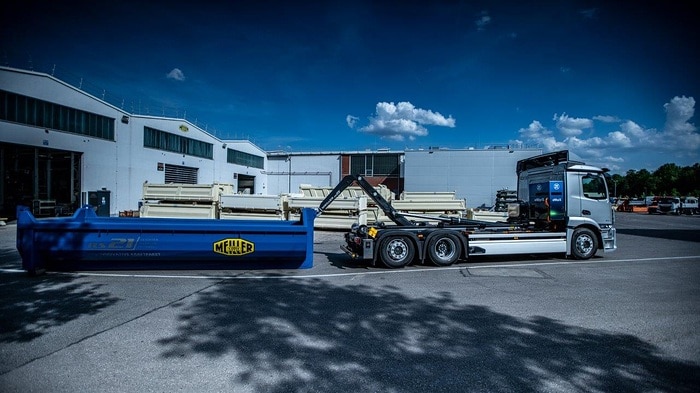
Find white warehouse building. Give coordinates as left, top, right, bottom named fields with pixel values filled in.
left=404, top=148, right=540, bottom=208
left=0, top=65, right=541, bottom=219
left=0, top=66, right=267, bottom=218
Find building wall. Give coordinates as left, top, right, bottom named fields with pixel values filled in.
left=266, top=154, right=340, bottom=195
left=404, top=148, right=542, bottom=208
left=266, top=152, right=404, bottom=196
left=116, top=116, right=269, bottom=206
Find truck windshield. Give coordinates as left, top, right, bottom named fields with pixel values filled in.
left=582, top=174, right=608, bottom=200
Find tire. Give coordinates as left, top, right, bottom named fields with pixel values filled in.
left=379, top=236, right=415, bottom=268
left=571, top=228, right=598, bottom=260
left=427, top=233, right=461, bottom=266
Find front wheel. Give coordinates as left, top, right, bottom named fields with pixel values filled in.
left=379, top=236, right=415, bottom=268
left=571, top=228, right=598, bottom=260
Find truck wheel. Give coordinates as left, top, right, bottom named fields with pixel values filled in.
left=379, top=236, right=415, bottom=268
left=572, top=228, right=597, bottom=260
left=427, top=234, right=461, bottom=266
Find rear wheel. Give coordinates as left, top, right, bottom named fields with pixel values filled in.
left=427, top=234, right=461, bottom=266
left=571, top=228, right=597, bottom=260
left=379, top=236, right=415, bottom=268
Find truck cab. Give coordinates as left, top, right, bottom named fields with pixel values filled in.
left=514, top=151, right=616, bottom=257
left=658, top=197, right=682, bottom=214
left=680, top=197, right=699, bottom=215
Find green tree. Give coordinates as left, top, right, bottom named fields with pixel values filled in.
left=619, top=163, right=699, bottom=197
left=624, top=169, right=656, bottom=197
left=653, top=163, right=681, bottom=195
left=677, top=164, right=700, bottom=195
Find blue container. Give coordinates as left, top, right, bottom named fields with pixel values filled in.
left=16, top=205, right=316, bottom=274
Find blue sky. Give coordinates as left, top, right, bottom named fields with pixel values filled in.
left=2, top=0, right=698, bottom=174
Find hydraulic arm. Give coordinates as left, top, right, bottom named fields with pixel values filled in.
left=317, top=174, right=414, bottom=226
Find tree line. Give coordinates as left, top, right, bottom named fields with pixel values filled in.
left=608, top=163, right=700, bottom=198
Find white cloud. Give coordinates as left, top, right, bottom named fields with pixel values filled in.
left=593, top=115, right=620, bottom=123
left=515, top=121, right=565, bottom=152
left=352, top=101, right=456, bottom=141
left=518, top=120, right=549, bottom=140
left=606, top=131, right=632, bottom=148
left=346, top=115, right=359, bottom=128
left=620, top=120, right=647, bottom=140
left=514, top=96, right=699, bottom=171
left=553, top=113, right=593, bottom=137
left=166, top=68, right=186, bottom=81
left=475, top=11, right=491, bottom=31
left=664, top=95, right=696, bottom=134
left=579, top=8, right=598, bottom=19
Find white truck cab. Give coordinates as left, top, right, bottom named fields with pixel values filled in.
left=515, top=154, right=616, bottom=257
left=658, top=197, right=682, bottom=214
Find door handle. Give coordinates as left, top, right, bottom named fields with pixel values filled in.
left=582, top=210, right=591, bottom=215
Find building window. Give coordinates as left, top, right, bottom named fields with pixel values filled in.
left=350, top=154, right=399, bottom=176
left=0, top=89, right=115, bottom=140
left=227, top=149, right=264, bottom=169
left=143, top=126, right=213, bottom=159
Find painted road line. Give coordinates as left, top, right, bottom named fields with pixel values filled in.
left=4, top=255, right=698, bottom=280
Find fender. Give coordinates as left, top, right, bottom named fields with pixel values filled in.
left=566, top=216, right=603, bottom=256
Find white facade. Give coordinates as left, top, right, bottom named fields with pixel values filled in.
left=404, top=148, right=542, bottom=208
left=0, top=66, right=267, bottom=216
left=266, top=153, right=342, bottom=195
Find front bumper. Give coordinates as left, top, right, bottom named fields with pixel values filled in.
left=602, top=227, right=616, bottom=252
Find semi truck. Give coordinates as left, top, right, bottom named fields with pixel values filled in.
left=317, top=150, right=616, bottom=268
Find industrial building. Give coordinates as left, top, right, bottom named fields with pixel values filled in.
left=266, top=147, right=540, bottom=208
left=0, top=66, right=267, bottom=218
left=1, top=65, right=541, bottom=219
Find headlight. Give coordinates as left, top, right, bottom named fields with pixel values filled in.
left=357, top=225, right=368, bottom=236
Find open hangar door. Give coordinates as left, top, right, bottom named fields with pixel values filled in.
left=0, top=142, right=81, bottom=220
left=235, top=173, right=256, bottom=194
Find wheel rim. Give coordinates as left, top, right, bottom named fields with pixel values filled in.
left=387, top=239, right=408, bottom=261
left=434, top=238, right=456, bottom=260
left=576, top=233, right=594, bottom=256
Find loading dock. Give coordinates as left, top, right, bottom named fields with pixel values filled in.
left=0, top=142, right=81, bottom=219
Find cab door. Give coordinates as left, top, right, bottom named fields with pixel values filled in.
left=578, top=173, right=613, bottom=225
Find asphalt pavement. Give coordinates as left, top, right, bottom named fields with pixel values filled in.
left=1, top=212, right=699, bottom=392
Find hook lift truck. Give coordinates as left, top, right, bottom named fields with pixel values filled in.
left=316, top=150, right=616, bottom=268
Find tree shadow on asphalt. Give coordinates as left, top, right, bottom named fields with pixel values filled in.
left=0, top=248, right=19, bottom=270
left=157, top=279, right=699, bottom=392
left=0, top=247, right=119, bottom=343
